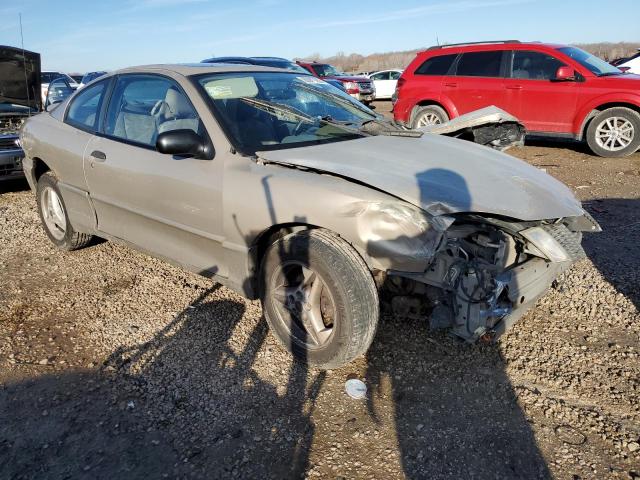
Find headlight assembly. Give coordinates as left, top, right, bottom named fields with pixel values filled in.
left=520, top=226, right=570, bottom=263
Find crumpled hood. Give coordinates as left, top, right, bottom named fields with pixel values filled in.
left=257, top=134, right=584, bottom=221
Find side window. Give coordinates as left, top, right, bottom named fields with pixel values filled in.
left=65, top=80, right=107, bottom=130
left=414, top=54, right=457, bottom=75
left=371, top=71, right=391, bottom=80
left=456, top=51, right=503, bottom=77
left=389, top=71, right=402, bottom=80
left=104, top=75, right=200, bottom=148
left=512, top=50, right=565, bottom=80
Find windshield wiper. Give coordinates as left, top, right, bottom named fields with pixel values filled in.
left=598, top=72, right=623, bottom=77
left=357, top=118, right=424, bottom=137
left=239, top=97, right=367, bottom=136
left=295, top=82, right=376, bottom=117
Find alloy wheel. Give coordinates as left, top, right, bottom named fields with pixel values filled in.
left=595, top=116, right=635, bottom=152
left=269, top=260, right=336, bottom=349
left=41, top=186, right=66, bottom=240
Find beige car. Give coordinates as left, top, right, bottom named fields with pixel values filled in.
left=20, top=64, right=600, bottom=368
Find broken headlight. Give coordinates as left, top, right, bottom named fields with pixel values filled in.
left=520, top=226, right=570, bottom=263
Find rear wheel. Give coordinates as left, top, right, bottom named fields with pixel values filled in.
left=36, top=172, right=93, bottom=250
left=586, top=107, right=640, bottom=157
left=411, top=105, right=449, bottom=128
left=261, top=229, right=379, bottom=369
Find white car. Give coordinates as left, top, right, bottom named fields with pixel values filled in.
left=40, top=71, right=78, bottom=104
left=368, top=69, right=403, bottom=99
left=619, top=54, right=640, bottom=74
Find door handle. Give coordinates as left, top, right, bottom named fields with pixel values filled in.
left=90, top=150, right=107, bottom=162
left=444, top=82, right=457, bottom=87
left=506, top=85, right=523, bottom=90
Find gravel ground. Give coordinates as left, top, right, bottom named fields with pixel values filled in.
left=1, top=102, right=639, bottom=479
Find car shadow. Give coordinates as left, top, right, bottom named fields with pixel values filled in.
left=364, top=168, right=551, bottom=478
left=581, top=197, right=640, bottom=311
left=524, top=136, right=593, bottom=155
left=0, top=285, right=324, bottom=479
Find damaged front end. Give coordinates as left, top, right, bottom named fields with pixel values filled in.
left=383, top=212, right=600, bottom=342
left=417, top=106, right=526, bottom=151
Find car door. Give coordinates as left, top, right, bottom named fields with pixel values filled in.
left=370, top=71, right=393, bottom=98
left=83, top=73, right=226, bottom=277
left=444, top=50, right=508, bottom=115
left=503, top=50, right=579, bottom=133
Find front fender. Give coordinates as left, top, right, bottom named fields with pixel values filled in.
left=573, top=92, right=640, bottom=138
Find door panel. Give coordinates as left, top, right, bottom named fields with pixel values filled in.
left=504, top=50, right=578, bottom=133
left=84, top=135, right=225, bottom=276
left=84, top=73, right=225, bottom=276
left=444, top=50, right=508, bottom=115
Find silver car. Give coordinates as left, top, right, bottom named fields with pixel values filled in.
left=20, top=64, right=600, bottom=369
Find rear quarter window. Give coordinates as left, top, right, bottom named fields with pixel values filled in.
left=455, top=51, right=504, bottom=77
left=414, top=54, right=457, bottom=75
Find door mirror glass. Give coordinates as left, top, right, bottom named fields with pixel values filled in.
left=156, top=129, right=208, bottom=158
left=553, top=66, right=576, bottom=81
left=46, top=77, right=74, bottom=109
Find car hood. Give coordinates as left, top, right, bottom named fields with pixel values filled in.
left=0, top=45, right=41, bottom=111
left=324, top=75, right=371, bottom=82
left=257, top=135, right=584, bottom=221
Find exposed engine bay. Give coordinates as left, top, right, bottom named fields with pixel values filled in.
left=382, top=214, right=595, bottom=342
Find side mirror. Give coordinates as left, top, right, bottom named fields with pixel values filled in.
left=156, top=129, right=209, bottom=158
left=553, top=66, right=576, bottom=82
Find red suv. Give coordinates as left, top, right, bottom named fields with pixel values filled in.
left=296, top=61, right=376, bottom=104
left=393, top=41, right=640, bottom=157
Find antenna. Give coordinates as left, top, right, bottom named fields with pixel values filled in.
left=19, top=13, right=33, bottom=115
left=436, top=34, right=440, bottom=46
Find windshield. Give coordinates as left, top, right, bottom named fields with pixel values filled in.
left=312, top=64, right=343, bottom=77
left=557, top=46, right=622, bottom=76
left=197, top=72, right=376, bottom=154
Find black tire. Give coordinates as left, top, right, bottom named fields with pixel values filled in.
left=36, top=172, right=93, bottom=251
left=586, top=107, right=640, bottom=158
left=411, top=104, right=449, bottom=129
left=261, top=229, right=379, bottom=369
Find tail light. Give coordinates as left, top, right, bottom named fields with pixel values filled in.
left=392, top=77, right=406, bottom=104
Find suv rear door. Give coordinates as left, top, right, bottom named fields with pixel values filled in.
left=503, top=49, right=579, bottom=134
left=444, top=49, right=508, bottom=115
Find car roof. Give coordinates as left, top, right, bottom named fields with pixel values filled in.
left=112, top=63, right=293, bottom=76
left=419, top=41, right=569, bottom=55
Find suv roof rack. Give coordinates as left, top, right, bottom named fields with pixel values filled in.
left=427, top=40, right=521, bottom=50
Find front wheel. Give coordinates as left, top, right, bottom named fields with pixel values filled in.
left=36, top=172, right=93, bottom=250
left=586, top=107, right=640, bottom=157
left=261, top=229, right=379, bottom=369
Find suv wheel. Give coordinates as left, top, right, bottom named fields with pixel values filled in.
left=261, top=229, right=379, bottom=369
left=412, top=105, right=449, bottom=128
left=586, top=107, right=640, bottom=158
left=36, top=172, right=93, bottom=250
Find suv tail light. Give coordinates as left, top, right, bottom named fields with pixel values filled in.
left=392, top=77, right=406, bottom=104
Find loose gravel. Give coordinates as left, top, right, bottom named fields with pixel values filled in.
left=1, top=115, right=639, bottom=478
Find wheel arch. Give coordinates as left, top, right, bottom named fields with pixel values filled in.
left=248, top=222, right=379, bottom=297
left=576, top=100, right=640, bottom=141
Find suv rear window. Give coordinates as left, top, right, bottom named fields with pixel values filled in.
left=456, top=51, right=503, bottom=77
left=415, top=54, right=456, bottom=75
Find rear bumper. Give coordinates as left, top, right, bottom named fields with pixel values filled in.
left=0, top=147, right=25, bottom=181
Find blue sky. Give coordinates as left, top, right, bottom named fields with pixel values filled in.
left=0, top=0, right=637, bottom=72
